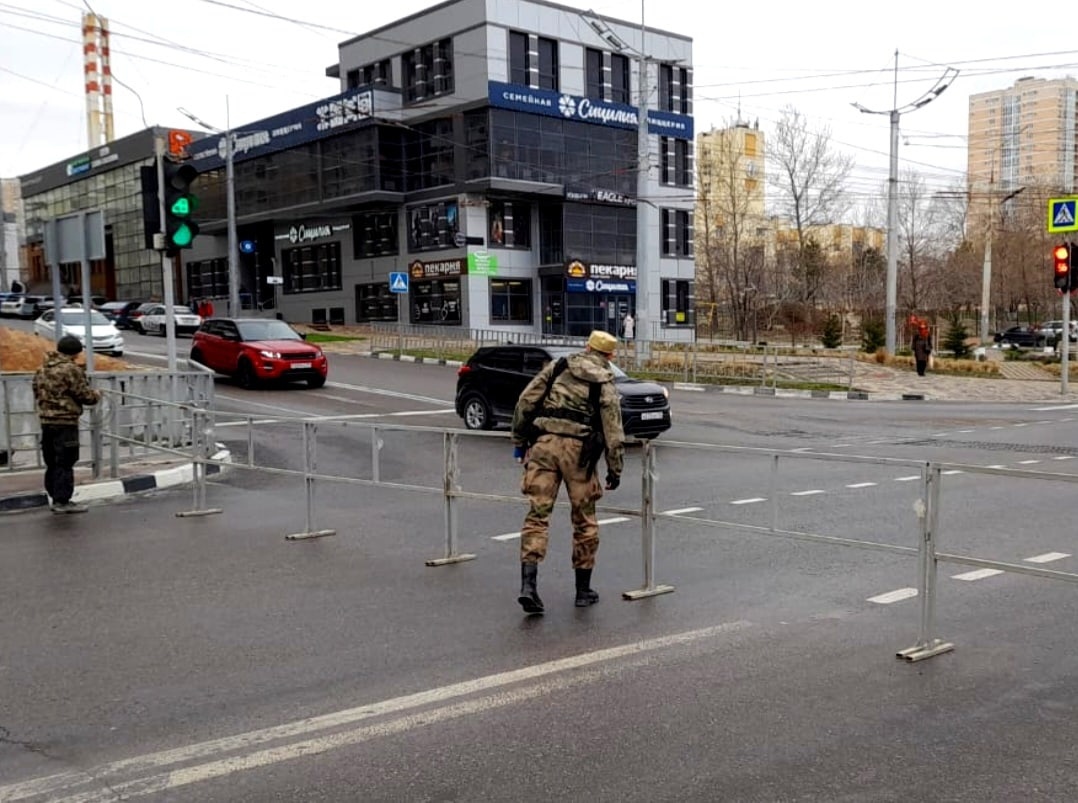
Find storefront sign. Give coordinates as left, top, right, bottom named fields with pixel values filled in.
left=188, top=88, right=374, bottom=170
left=275, top=222, right=351, bottom=244
left=488, top=81, right=693, bottom=140
left=564, top=260, right=637, bottom=281
left=567, top=278, right=637, bottom=294
left=409, top=258, right=466, bottom=279
left=467, top=251, right=498, bottom=276
left=565, top=188, right=637, bottom=207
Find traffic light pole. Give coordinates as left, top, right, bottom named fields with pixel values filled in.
left=1063, top=289, right=1070, bottom=395
left=155, top=136, right=178, bottom=374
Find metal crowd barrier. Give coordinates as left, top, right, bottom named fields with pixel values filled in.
left=138, top=408, right=1078, bottom=664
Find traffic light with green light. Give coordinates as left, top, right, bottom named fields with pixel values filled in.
left=1054, top=243, right=1072, bottom=293
left=163, top=161, right=200, bottom=255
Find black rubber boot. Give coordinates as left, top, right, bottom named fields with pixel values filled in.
left=518, top=563, right=544, bottom=614
left=574, top=568, right=599, bottom=607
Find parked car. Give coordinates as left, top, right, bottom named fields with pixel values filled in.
left=108, top=300, right=149, bottom=330
left=15, top=295, right=56, bottom=319
left=994, top=325, right=1047, bottom=349
left=189, top=318, right=328, bottom=389
left=0, top=294, right=25, bottom=317
left=455, top=344, right=672, bottom=439
left=128, top=302, right=158, bottom=333
left=1038, top=320, right=1077, bottom=345
left=139, top=304, right=202, bottom=336
left=33, top=307, right=125, bottom=356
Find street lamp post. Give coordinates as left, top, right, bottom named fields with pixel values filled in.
left=853, top=52, right=958, bottom=355
left=178, top=100, right=241, bottom=317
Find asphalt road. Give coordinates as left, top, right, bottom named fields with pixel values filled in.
left=4, top=321, right=1078, bottom=801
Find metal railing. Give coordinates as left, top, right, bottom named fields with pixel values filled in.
left=120, top=405, right=1077, bottom=664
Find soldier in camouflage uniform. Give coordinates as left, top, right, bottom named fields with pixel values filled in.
left=32, top=335, right=101, bottom=513
left=510, top=330, right=625, bottom=613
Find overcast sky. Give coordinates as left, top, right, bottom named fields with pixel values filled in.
left=2, top=0, right=1074, bottom=211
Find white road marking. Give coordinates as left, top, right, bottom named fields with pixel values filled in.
left=663, top=507, right=704, bottom=516
left=1033, top=420, right=1053, bottom=425
left=1025, top=552, right=1070, bottom=564
left=1017, top=459, right=1040, bottom=465
left=830, top=443, right=851, bottom=448
left=951, top=568, right=1005, bottom=581
left=986, top=464, right=1008, bottom=470
left=730, top=497, right=766, bottom=505
left=941, top=470, right=964, bottom=476
left=327, top=379, right=452, bottom=406
left=0, top=623, right=749, bottom=802
left=790, top=489, right=825, bottom=496
left=866, top=439, right=887, bottom=445
left=867, top=588, right=918, bottom=604
left=989, top=426, right=1004, bottom=430
left=217, top=409, right=456, bottom=428
left=894, top=475, right=920, bottom=482
left=1053, top=455, right=1076, bottom=461
left=1030, top=403, right=1078, bottom=411
left=846, top=482, right=877, bottom=488
left=492, top=516, right=631, bottom=541
left=956, top=429, right=974, bottom=433
left=790, top=447, right=812, bottom=453
left=1013, top=423, right=1029, bottom=428
left=931, top=432, right=950, bottom=437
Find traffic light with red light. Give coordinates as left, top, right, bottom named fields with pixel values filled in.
left=1054, top=243, right=1072, bottom=293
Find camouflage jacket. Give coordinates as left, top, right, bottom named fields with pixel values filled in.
left=511, top=351, right=624, bottom=476
left=32, top=352, right=101, bottom=426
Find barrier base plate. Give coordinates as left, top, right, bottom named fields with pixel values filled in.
left=622, top=584, right=676, bottom=600
left=176, top=508, right=223, bottom=518
left=897, top=639, right=955, bottom=662
left=285, top=529, right=337, bottom=541
left=425, top=553, right=478, bottom=566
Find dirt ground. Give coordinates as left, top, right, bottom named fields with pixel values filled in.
left=0, top=327, right=135, bottom=374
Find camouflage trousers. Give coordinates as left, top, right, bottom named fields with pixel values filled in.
left=519, top=434, right=603, bottom=569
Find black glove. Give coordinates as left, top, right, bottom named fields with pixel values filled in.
left=605, top=473, right=620, bottom=491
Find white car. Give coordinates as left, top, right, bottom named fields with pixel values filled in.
left=139, top=304, right=202, bottom=336
left=0, top=294, right=24, bottom=317
left=34, top=307, right=125, bottom=356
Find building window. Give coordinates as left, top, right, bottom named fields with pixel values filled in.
left=282, top=242, right=342, bottom=294
left=537, top=36, right=559, bottom=90
left=662, top=278, right=694, bottom=326
left=411, top=279, right=461, bottom=324
left=407, top=200, right=460, bottom=252
left=355, top=282, right=398, bottom=322
left=658, top=65, right=691, bottom=113
left=405, top=118, right=455, bottom=191
left=563, top=203, right=636, bottom=266
left=353, top=210, right=398, bottom=258
left=186, top=258, right=229, bottom=300
left=489, top=199, right=532, bottom=248
left=403, top=38, right=453, bottom=103
left=464, top=109, right=490, bottom=180
left=361, top=59, right=392, bottom=87
left=610, top=53, right=630, bottom=104
left=585, top=48, right=604, bottom=100
left=509, top=31, right=529, bottom=85
left=508, top=31, right=558, bottom=90
left=490, top=278, right=533, bottom=323
left=660, top=137, right=693, bottom=187
left=661, top=208, right=693, bottom=257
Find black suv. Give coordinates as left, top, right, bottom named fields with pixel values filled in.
left=455, top=344, right=672, bottom=439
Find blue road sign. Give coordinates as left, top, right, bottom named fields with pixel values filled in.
left=239, top=239, right=256, bottom=254
left=389, top=272, right=409, bottom=293
left=1048, top=198, right=1078, bottom=233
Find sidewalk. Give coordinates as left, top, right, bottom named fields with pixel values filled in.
left=0, top=450, right=229, bottom=514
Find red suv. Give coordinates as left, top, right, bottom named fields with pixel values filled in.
left=190, top=318, right=328, bottom=389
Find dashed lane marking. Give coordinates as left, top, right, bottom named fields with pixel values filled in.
left=1054, top=456, right=1076, bottom=461
left=952, top=568, right=1005, bottom=581
left=1025, top=552, right=1070, bottom=564
left=730, top=497, right=766, bottom=505
left=941, top=470, right=964, bottom=476
left=987, top=464, right=1007, bottom=469
left=846, top=482, right=877, bottom=488
left=867, top=588, right=918, bottom=604
left=491, top=516, right=630, bottom=541
left=663, top=507, right=704, bottom=516
left=956, top=429, right=974, bottom=434
left=1017, top=459, right=1041, bottom=465
left=790, top=489, right=825, bottom=496
left=894, top=475, right=920, bottom=482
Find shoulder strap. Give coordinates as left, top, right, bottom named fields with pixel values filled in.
left=535, top=357, right=568, bottom=409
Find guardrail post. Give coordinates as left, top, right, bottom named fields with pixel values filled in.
left=89, top=398, right=103, bottom=480
left=176, top=408, right=223, bottom=518
left=770, top=453, right=779, bottom=532
left=286, top=420, right=336, bottom=540
left=426, top=431, right=476, bottom=566
left=624, top=439, right=675, bottom=599
left=371, top=426, right=382, bottom=484
left=897, top=463, right=954, bottom=662
left=108, top=378, right=119, bottom=478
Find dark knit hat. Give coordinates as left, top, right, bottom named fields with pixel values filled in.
left=57, top=335, right=84, bottom=355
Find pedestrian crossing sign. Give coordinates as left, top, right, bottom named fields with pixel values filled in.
left=1048, top=197, right=1078, bottom=232
left=389, top=272, right=409, bottom=293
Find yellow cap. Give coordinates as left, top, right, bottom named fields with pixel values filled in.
left=587, top=330, right=617, bottom=355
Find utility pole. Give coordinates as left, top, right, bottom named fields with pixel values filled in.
left=635, top=1, right=652, bottom=362
left=853, top=52, right=958, bottom=355
left=155, top=136, right=178, bottom=373
left=179, top=99, right=241, bottom=317
left=0, top=187, right=7, bottom=293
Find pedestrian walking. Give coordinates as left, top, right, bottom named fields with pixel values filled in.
left=622, top=312, right=635, bottom=341
left=912, top=324, right=932, bottom=377
left=510, top=330, right=625, bottom=614
left=32, top=335, right=101, bottom=513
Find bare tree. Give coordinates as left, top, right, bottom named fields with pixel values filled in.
left=768, top=105, right=855, bottom=304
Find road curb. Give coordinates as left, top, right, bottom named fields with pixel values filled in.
left=669, top=381, right=869, bottom=400
left=0, top=446, right=232, bottom=514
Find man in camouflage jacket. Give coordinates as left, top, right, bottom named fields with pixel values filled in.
left=510, top=330, right=624, bottom=613
left=32, top=335, right=100, bottom=513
